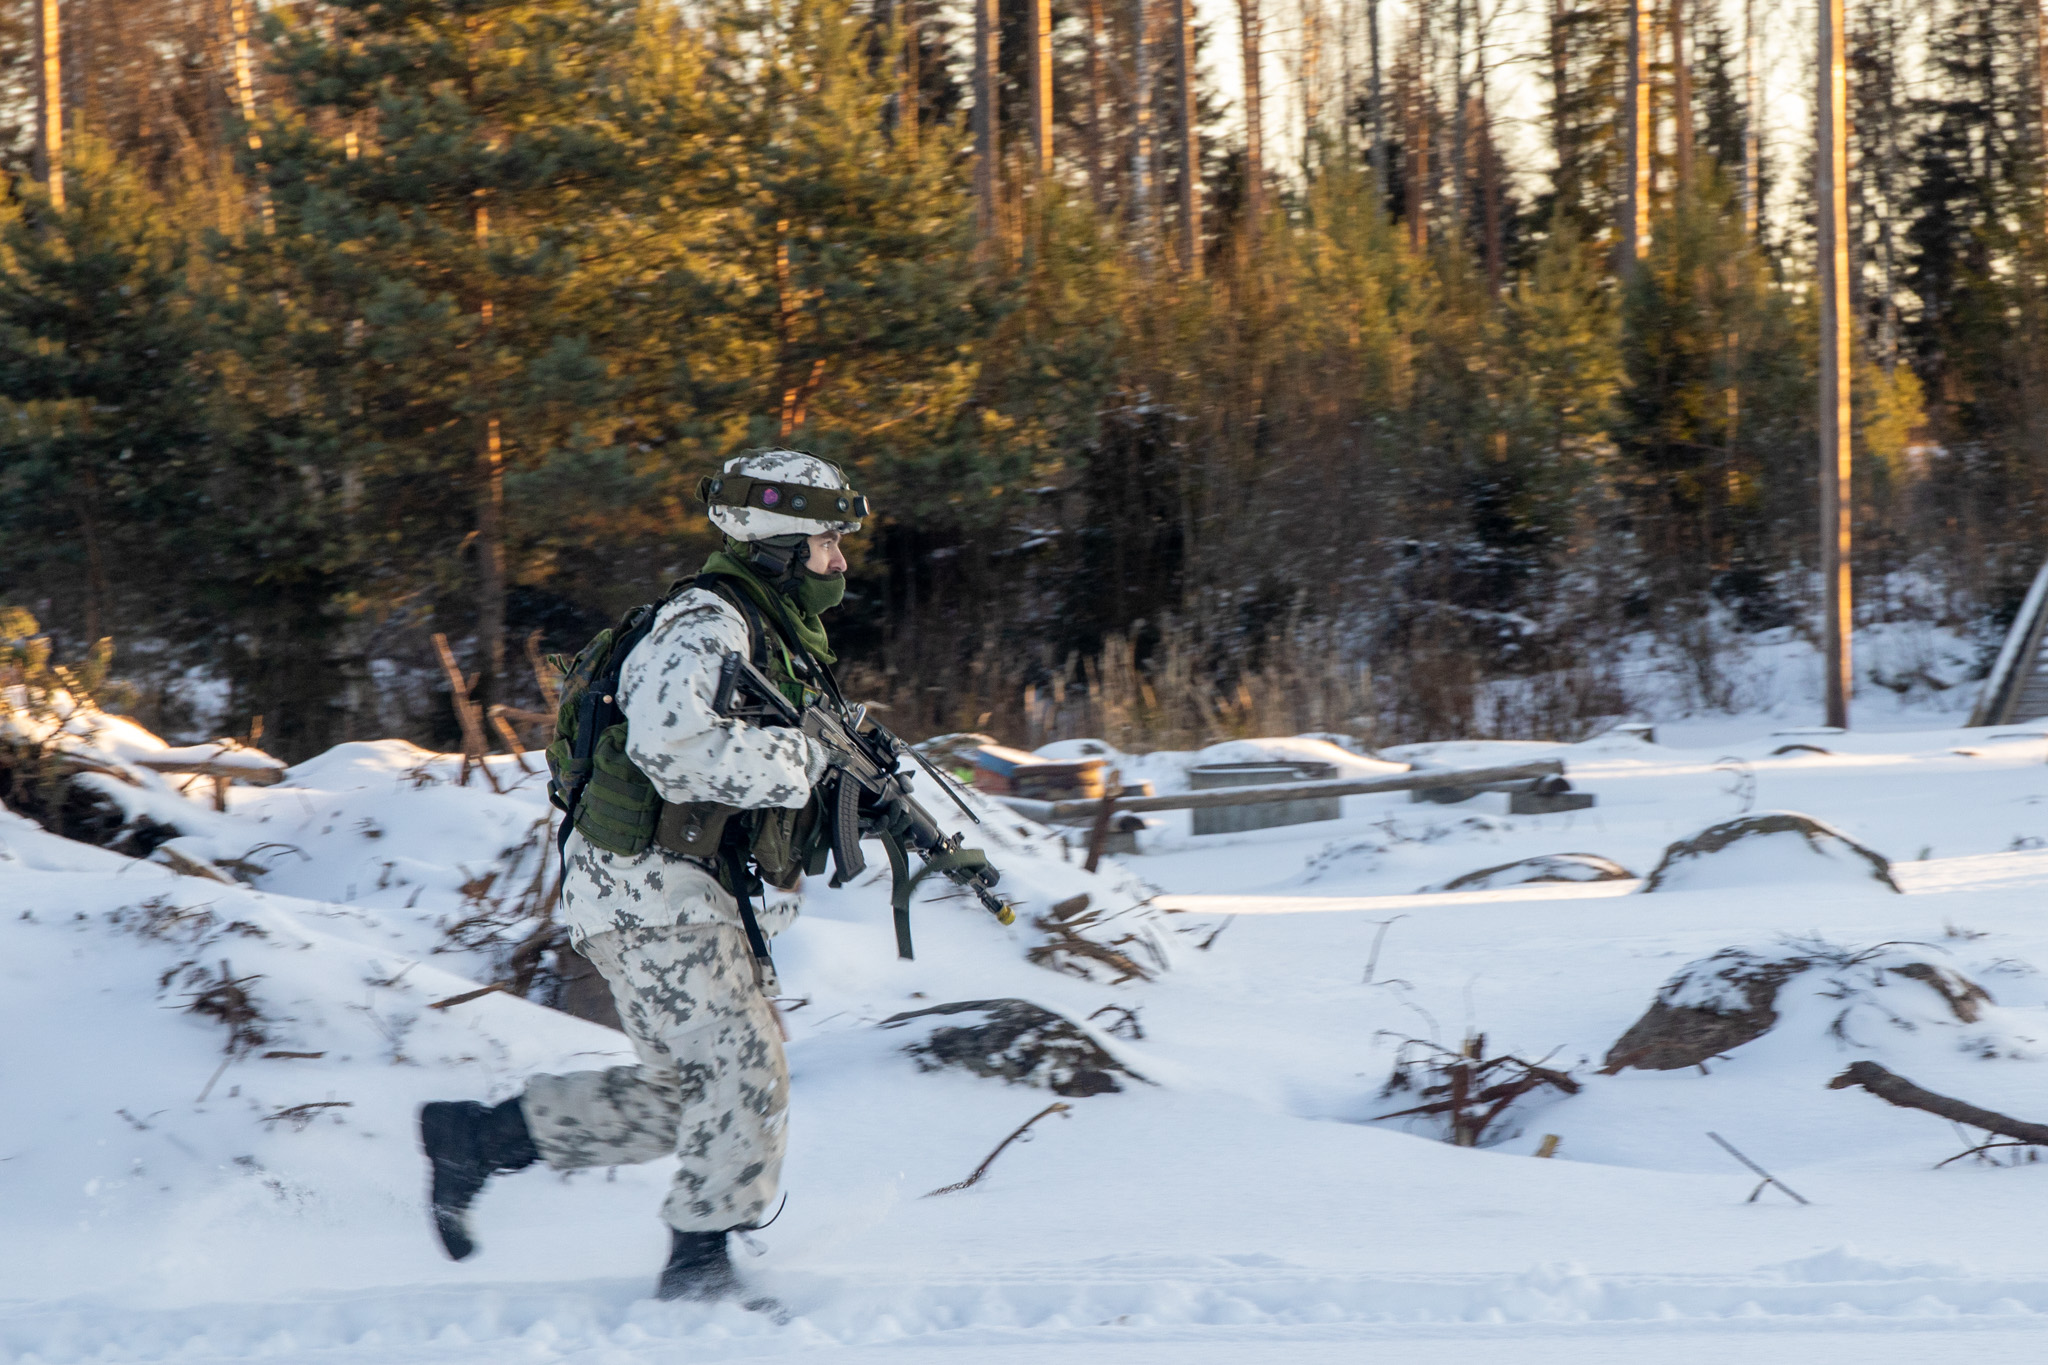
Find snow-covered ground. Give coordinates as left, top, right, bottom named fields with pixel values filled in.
left=9, top=685, right=2048, bottom=1363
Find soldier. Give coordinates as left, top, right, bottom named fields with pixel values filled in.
left=417, top=449, right=866, bottom=1302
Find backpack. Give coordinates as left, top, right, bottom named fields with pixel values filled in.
left=544, top=582, right=692, bottom=860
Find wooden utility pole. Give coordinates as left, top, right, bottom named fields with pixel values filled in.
left=35, top=0, right=63, bottom=211
left=1818, top=0, right=1853, bottom=728
left=1623, top=0, right=1652, bottom=263
left=1173, top=0, right=1203, bottom=275
left=1744, top=0, right=1761, bottom=236
left=1239, top=0, right=1264, bottom=247
left=1671, top=0, right=1694, bottom=194
left=1028, top=0, right=1054, bottom=171
left=973, top=0, right=1000, bottom=244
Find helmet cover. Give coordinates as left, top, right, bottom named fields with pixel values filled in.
left=702, top=449, right=867, bottom=541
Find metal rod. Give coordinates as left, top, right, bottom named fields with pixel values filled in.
left=1706, top=1131, right=1811, bottom=1205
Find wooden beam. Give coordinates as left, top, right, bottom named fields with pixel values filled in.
left=1001, top=760, right=1568, bottom=823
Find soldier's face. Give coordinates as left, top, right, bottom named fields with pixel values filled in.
left=806, top=532, right=847, bottom=575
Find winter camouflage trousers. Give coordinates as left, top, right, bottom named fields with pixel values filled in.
left=521, top=922, right=788, bottom=1233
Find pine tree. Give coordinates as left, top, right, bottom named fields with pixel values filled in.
left=0, top=135, right=213, bottom=645
left=240, top=0, right=643, bottom=711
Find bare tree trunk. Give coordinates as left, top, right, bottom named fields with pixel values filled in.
left=1743, top=0, right=1760, bottom=236
left=1551, top=0, right=1568, bottom=192
left=1301, top=0, right=1323, bottom=175
left=1088, top=0, right=1107, bottom=205
left=1406, top=9, right=1429, bottom=252
left=1623, top=0, right=1651, bottom=263
left=1173, top=0, right=1203, bottom=276
left=1818, top=0, right=1853, bottom=729
left=902, top=0, right=920, bottom=162
left=2037, top=0, right=2048, bottom=233
left=78, top=465, right=106, bottom=643
left=1132, top=0, right=1155, bottom=240
left=1450, top=0, right=1467, bottom=234
left=1239, top=0, right=1264, bottom=249
left=227, top=0, right=272, bottom=231
left=1671, top=0, right=1693, bottom=195
left=974, top=0, right=1000, bottom=245
left=473, top=201, right=506, bottom=713
left=1368, top=0, right=1386, bottom=197
left=1479, top=94, right=1500, bottom=292
left=36, top=0, right=63, bottom=211
left=1028, top=0, right=1054, bottom=171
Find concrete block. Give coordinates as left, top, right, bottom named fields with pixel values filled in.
left=1509, top=790, right=1596, bottom=815
left=1188, top=762, right=1342, bottom=836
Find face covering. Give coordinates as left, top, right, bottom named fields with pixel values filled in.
left=791, top=567, right=845, bottom=617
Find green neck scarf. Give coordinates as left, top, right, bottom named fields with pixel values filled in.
left=702, top=548, right=837, bottom=665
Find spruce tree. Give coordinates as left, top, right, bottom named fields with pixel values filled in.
left=0, top=136, right=213, bottom=645
left=239, top=0, right=642, bottom=710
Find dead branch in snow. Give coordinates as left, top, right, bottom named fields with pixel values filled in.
left=1377, top=1032, right=1579, bottom=1148
left=924, top=1102, right=1071, bottom=1196
left=1828, top=1060, right=2048, bottom=1157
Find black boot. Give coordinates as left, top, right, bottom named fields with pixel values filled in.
left=419, top=1097, right=539, bottom=1261
left=655, top=1228, right=742, bottom=1302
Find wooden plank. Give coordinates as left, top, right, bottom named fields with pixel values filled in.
left=1971, top=556, right=2048, bottom=725
left=132, top=758, right=285, bottom=786
left=997, top=760, right=1568, bottom=823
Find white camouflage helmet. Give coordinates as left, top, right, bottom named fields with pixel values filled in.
left=699, top=449, right=868, bottom=541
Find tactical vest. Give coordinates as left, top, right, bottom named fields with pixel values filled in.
left=549, top=573, right=833, bottom=894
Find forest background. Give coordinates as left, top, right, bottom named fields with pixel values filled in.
left=0, top=0, right=2037, bottom=762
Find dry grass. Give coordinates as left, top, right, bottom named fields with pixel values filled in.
left=844, top=613, right=1624, bottom=755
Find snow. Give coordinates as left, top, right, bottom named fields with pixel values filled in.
left=10, top=695, right=2048, bottom=1362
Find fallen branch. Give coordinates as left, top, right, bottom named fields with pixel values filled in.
left=924, top=1102, right=1071, bottom=1197
left=261, top=1050, right=326, bottom=1060
left=157, top=845, right=237, bottom=884
left=261, top=1101, right=352, bottom=1129
left=1828, top=1059, right=2048, bottom=1147
left=428, top=981, right=510, bottom=1011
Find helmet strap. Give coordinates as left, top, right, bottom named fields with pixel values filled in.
left=735, top=534, right=809, bottom=594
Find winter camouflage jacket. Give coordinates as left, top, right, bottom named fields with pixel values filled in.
left=558, top=585, right=829, bottom=950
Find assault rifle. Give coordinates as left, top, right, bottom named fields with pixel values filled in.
left=712, top=650, right=1014, bottom=958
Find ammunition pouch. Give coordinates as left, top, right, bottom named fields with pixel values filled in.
left=572, top=723, right=662, bottom=856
